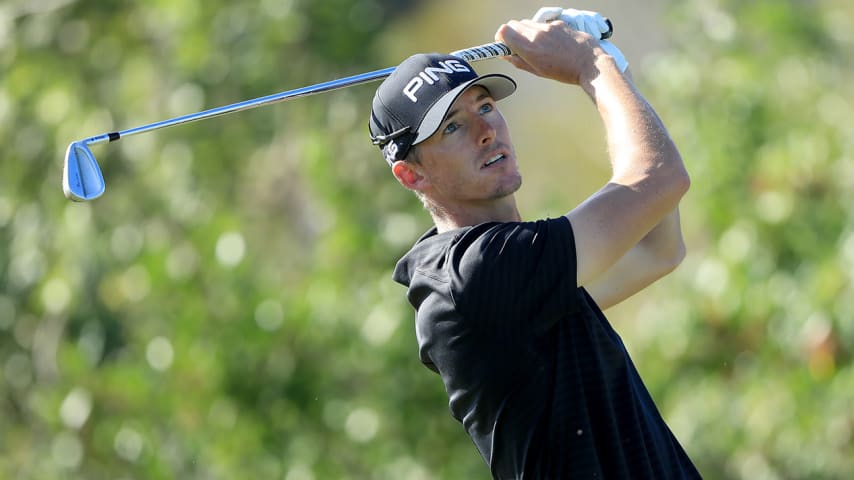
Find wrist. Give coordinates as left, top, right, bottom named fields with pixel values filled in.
left=579, top=51, right=621, bottom=92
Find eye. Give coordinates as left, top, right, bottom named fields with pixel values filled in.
left=479, top=102, right=494, bottom=114
left=443, top=122, right=459, bottom=135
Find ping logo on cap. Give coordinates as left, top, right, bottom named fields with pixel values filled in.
left=402, top=59, right=472, bottom=102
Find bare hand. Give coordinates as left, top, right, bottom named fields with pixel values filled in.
left=495, top=19, right=603, bottom=85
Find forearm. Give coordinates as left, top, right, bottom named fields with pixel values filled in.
left=566, top=55, right=689, bottom=287
left=585, top=206, right=685, bottom=310
left=639, top=207, right=685, bottom=263
left=580, top=55, right=689, bottom=201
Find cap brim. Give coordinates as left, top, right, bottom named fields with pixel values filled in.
left=412, top=73, right=517, bottom=145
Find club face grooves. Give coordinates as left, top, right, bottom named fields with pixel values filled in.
left=62, top=142, right=105, bottom=201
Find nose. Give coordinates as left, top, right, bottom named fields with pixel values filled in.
left=475, top=115, right=497, bottom=146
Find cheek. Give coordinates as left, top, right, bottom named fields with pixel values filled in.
left=426, top=143, right=466, bottom=170
left=494, top=116, right=511, bottom=138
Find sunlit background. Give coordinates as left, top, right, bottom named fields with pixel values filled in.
left=1, top=0, right=853, bottom=478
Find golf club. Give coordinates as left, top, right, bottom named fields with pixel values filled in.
left=63, top=21, right=612, bottom=202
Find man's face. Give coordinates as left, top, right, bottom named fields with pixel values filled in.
left=411, top=86, right=521, bottom=208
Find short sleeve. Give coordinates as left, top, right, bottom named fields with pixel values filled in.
left=447, top=217, right=580, bottom=338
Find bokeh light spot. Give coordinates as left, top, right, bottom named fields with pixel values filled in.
left=255, top=299, right=284, bottom=331
left=114, top=426, right=144, bottom=462
left=52, top=432, right=83, bottom=469
left=345, top=407, right=380, bottom=443
left=146, top=336, right=174, bottom=371
left=41, top=277, right=71, bottom=315
left=216, top=231, right=245, bottom=267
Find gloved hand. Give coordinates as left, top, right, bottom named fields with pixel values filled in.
left=531, top=7, right=629, bottom=72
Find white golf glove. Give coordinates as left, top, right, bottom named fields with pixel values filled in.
left=531, top=7, right=629, bottom=72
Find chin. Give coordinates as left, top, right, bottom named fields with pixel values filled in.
left=492, top=174, right=523, bottom=199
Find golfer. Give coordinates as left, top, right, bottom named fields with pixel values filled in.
left=369, top=10, right=700, bottom=479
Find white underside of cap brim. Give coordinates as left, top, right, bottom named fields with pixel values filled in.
left=413, top=74, right=517, bottom=145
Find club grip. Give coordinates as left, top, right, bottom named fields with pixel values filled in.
left=450, top=17, right=613, bottom=62
left=449, top=42, right=512, bottom=62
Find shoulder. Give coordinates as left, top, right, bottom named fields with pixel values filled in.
left=448, top=218, right=577, bottom=304
left=394, top=218, right=578, bottom=309
left=445, top=218, right=583, bottom=335
left=450, top=217, right=575, bottom=275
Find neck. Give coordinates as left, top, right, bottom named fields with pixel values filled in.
left=430, top=196, right=522, bottom=233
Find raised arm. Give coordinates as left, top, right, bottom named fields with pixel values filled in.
left=496, top=20, right=689, bottom=308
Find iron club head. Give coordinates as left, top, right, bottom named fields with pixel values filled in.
left=63, top=141, right=105, bottom=201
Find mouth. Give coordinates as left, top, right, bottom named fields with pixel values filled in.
left=483, top=153, right=506, bottom=168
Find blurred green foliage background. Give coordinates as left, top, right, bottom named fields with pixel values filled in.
left=1, top=0, right=852, bottom=478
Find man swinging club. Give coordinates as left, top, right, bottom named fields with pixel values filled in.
left=369, top=7, right=701, bottom=478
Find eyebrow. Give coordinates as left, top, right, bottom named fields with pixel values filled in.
left=444, top=90, right=493, bottom=124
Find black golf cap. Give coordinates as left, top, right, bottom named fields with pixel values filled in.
left=369, top=53, right=516, bottom=166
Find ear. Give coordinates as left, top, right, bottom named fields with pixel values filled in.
left=392, top=160, right=429, bottom=191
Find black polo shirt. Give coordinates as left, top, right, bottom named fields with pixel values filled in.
left=393, top=217, right=701, bottom=479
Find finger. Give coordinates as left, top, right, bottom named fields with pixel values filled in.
left=495, top=19, right=546, bottom=46
left=532, top=6, right=561, bottom=23
left=519, top=18, right=555, bottom=30
left=559, top=14, right=580, bottom=31
left=495, top=21, right=526, bottom=51
left=495, top=20, right=522, bottom=45
left=582, top=18, right=598, bottom=38
left=563, top=8, right=581, bottom=19
left=502, top=53, right=536, bottom=75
